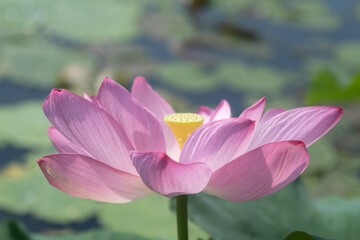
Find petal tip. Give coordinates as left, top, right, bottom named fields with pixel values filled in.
left=134, top=76, right=147, bottom=83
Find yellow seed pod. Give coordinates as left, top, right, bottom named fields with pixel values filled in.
left=164, top=113, right=204, bottom=149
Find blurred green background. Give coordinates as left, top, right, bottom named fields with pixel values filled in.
left=0, top=0, right=360, bottom=239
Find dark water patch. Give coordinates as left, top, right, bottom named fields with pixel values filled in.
left=0, top=80, right=50, bottom=106
left=134, top=35, right=178, bottom=61
left=0, top=145, right=30, bottom=170
left=0, top=209, right=101, bottom=233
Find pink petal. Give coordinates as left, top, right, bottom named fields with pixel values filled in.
left=98, top=78, right=180, bottom=159
left=260, top=108, right=286, bottom=125
left=180, top=118, right=255, bottom=171
left=43, top=88, right=136, bottom=174
left=204, top=141, right=309, bottom=202
left=83, top=93, right=100, bottom=106
left=196, top=100, right=231, bottom=124
left=38, top=154, right=152, bottom=203
left=48, top=127, right=89, bottom=156
left=239, top=97, right=265, bottom=127
left=249, top=106, right=343, bottom=149
left=131, top=76, right=175, bottom=119
left=131, top=151, right=212, bottom=197
left=210, top=99, right=231, bottom=122
left=196, top=106, right=213, bottom=124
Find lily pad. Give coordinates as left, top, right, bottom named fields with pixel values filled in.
left=0, top=38, right=93, bottom=88
left=0, top=167, right=98, bottom=223
left=0, top=220, right=151, bottom=240
left=215, top=62, right=289, bottom=94
left=304, top=138, right=339, bottom=176
left=0, top=0, right=143, bottom=43
left=99, top=194, right=209, bottom=240
left=212, top=0, right=341, bottom=31
left=156, top=62, right=218, bottom=93
left=306, top=70, right=360, bottom=104
left=284, top=231, right=330, bottom=240
left=32, top=230, right=151, bottom=240
left=0, top=101, right=51, bottom=149
left=186, top=180, right=360, bottom=240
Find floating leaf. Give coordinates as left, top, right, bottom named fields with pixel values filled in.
left=0, top=38, right=93, bottom=88
left=304, top=139, right=338, bottom=176
left=99, top=194, right=208, bottom=240
left=156, top=62, right=218, bottom=93
left=306, top=70, right=360, bottom=104
left=32, top=230, right=151, bottom=240
left=186, top=180, right=360, bottom=240
left=0, top=0, right=143, bottom=43
left=212, top=0, right=341, bottom=31
left=0, top=165, right=98, bottom=223
left=215, top=62, right=288, bottom=94
left=0, top=220, right=30, bottom=240
left=0, top=101, right=50, bottom=149
left=284, top=231, right=330, bottom=240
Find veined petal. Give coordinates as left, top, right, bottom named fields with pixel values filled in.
left=239, top=97, right=265, bottom=127
left=204, top=141, right=309, bottom=202
left=43, top=88, right=136, bottom=174
left=131, top=151, right=212, bottom=197
left=260, top=108, right=286, bottom=125
left=131, top=76, right=175, bottom=119
left=210, top=99, right=231, bottom=122
left=98, top=78, right=180, bottom=159
left=196, top=100, right=231, bottom=124
left=196, top=106, right=213, bottom=124
left=83, top=93, right=100, bottom=106
left=180, top=118, right=255, bottom=171
left=48, top=127, right=89, bottom=156
left=38, top=154, right=152, bottom=203
left=249, top=106, right=343, bottom=149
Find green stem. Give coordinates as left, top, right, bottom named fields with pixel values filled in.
left=176, top=195, right=188, bottom=240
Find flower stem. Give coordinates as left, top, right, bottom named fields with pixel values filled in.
left=176, top=195, right=188, bottom=240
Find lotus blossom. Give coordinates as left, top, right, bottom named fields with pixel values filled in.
left=38, top=77, right=342, bottom=203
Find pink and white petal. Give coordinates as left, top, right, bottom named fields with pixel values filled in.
left=48, top=127, right=89, bottom=156
left=43, top=89, right=136, bottom=174
left=204, top=141, right=309, bottom=202
left=131, top=76, right=175, bottom=119
left=239, top=97, right=265, bottom=127
left=196, top=106, right=213, bottom=124
left=131, top=151, right=212, bottom=197
left=210, top=100, right=231, bottom=122
left=259, top=108, right=286, bottom=125
left=83, top=93, right=100, bottom=106
left=98, top=78, right=179, bottom=158
left=180, top=118, right=255, bottom=171
left=38, top=154, right=152, bottom=203
left=249, top=106, right=343, bottom=149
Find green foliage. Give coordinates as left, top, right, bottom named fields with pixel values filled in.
left=156, top=62, right=218, bottom=93
left=99, top=194, right=208, bottom=240
left=0, top=220, right=30, bottom=240
left=215, top=62, right=289, bottom=95
left=306, top=70, right=360, bottom=104
left=0, top=168, right=99, bottom=223
left=284, top=231, right=330, bottom=240
left=0, top=220, right=151, bottom=240
left=0, top=38, right=94, bottom=88
left=212, top=0, right=341, bottom=30
left=186, top=181, right=360, bottom=240
left=0, top=101, right=50, bottom=149
left=0, top=0, right=143, bottom=43
left=32, top=230, right=151, bottom=240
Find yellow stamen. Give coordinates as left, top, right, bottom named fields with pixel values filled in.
left=164, top=113, right=204, bottom=149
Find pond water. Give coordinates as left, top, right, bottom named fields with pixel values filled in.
left=0, top=0, right=359, bottom=239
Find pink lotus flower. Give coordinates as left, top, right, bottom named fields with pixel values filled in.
left=38, top=77, right=342, bottom=203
